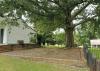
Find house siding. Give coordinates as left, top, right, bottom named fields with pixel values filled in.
left=6, top=23, right=34, bottom=44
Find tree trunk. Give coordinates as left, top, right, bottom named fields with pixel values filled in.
left=65, top=28, right=74, bottom=48
left=64, top=9, right=74, bottom=48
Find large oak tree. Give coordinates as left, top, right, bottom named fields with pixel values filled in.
left=0, top=0, right=100, bottom=47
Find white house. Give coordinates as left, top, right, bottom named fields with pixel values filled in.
left=0, top=22, right=35, bottom=44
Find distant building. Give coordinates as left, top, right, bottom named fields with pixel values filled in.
left=90, top=39, right=100, bottom=47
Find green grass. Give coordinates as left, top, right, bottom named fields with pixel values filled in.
left=0, top=55, right=88, bottom=71
left=89, top=48, right=100, bottom=59
left=0, top=55, right=63, bottom=71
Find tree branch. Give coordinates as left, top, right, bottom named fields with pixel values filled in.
left=48, top=0, right=66, bottom=11
left=21, top=19, right=36, bottom=33
left=74, top=15, right=97, bottom=27
left=26, top=0, right=60, bottom=17
left=0, top=12, right=4, bottom=17
left=71, top=2, right=91, bottom=21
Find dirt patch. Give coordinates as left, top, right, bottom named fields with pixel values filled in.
left=0, top=44, right=39, bottom=53
left=0, top=48, right=89, bottom=70
left=0, top=48, right=82, bottom=60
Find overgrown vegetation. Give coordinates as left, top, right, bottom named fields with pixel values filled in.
left=89, top=48, right=100, bottom=59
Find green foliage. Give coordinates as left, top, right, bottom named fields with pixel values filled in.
left=35, top=32, right=55, bottom=45
left=89, top=48, right=100, bottom=59
left=30, top=36, right=36, bottom=43
left=0, top=0, right=91, bottom=29
left=53, top=33, right=65, bottom=45
left=74, top=20, right=100, bottom=45
left=74, top=5, right=100, bottom=45
left=0, top=0, right=100, bottom=47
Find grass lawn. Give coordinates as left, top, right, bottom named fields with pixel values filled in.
left=89, top=48, right=100, bottom=59
left=0, top=55, right=63, bottom=71
left=0, top=55, right=88, bottom=71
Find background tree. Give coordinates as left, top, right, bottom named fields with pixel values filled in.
left=53, top=32, right=65, bottom=45
left=74, top=23, right=100, bottom=46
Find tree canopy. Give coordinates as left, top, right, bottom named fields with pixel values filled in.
left=0, top=0, right=100, bottom=47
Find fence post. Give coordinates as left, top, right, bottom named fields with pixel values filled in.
left=90, top=56, right=96, bottom=71
left=83, top=44, right=86, bottom=56
left=96, top=60, right=100, bottom=71
left=83, top=44, right=88, bottom=60
left=83, top=44, right=97, bottom=71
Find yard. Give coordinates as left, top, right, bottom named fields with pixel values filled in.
left=0, top=55, right=64, bottom=71
left=0, top=48, right=89, bottom=71
left=89, top=48, right=100, bottom=59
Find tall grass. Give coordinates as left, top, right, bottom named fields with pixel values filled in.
left=89, top=48, right=100, bottom=59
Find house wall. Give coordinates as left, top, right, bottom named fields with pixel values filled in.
left=6, top=23, right=34, bottom=44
